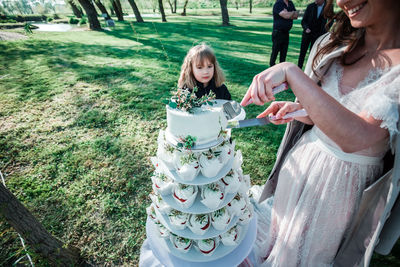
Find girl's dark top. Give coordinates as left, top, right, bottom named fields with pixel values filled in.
left=193, top=78, right=232, bottom=100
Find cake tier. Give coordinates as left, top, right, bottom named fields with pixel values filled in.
left=162, top=189, right=236, bottom=214
left=154, top=207, right=239, bottom=239
left=166, top=102, right=228, bottom=147
left=151, top=154, right=235, bottom=186
left=146, top=214, right=256, bottom=263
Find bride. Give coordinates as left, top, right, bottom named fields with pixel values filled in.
left=241, top=0, right=400, bottom=266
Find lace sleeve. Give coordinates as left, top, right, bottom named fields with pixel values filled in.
left=362, top=66, right=400, bottom=147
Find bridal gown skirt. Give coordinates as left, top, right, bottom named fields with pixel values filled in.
left=254, top=128, right=383, bottom=267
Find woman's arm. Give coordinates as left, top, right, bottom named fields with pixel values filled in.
left=241, top=62, right=389, bottom=153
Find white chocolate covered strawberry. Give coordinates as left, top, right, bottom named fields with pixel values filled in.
left=200, top=182, right=225, bottom=210
left=167, top=209, right=189, bottom=230
left=170, top=235, right=192, bottom=253
left=188, top=213, right=211, bottom=235
left=211, top=207, right=232, bottom=231
left=172, top=183, right=198, bottom=209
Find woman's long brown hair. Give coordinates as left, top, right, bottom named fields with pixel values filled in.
left=312, top=0, right=365, bottom=75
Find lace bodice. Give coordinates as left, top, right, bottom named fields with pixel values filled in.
left=314, top=60, right=400, bottom=158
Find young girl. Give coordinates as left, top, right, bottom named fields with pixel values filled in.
left=178, top=44, right=231, bottom=100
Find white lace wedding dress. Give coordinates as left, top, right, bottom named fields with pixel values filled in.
left=253, top=60, right=400, bottom=267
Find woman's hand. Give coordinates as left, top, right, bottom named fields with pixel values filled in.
left=257, top=101, right=302, bottom=125
left=240, top=63, right=292, bottom=106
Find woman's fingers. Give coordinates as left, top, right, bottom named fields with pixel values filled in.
left=256, top=102, right=283, bottom=118
left=275, top=102, right=300, bottom=119
left=270, top=117, right=294, bottom=125
left=240, top=84, right=253, bottom=106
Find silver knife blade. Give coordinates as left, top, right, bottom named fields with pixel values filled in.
left=227, top=117, right=271, bottom=129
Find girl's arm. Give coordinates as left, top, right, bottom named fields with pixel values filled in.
left=241, top=62, right=389, bottom=153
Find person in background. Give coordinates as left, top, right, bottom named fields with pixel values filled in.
left=297, top=0, right=331, bottom=69
left=178, top=43, right=231, bottom=100
left=269, top=0, right=299, bottom=67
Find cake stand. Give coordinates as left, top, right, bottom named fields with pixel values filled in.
left=146, top=214, right=257, bottom=267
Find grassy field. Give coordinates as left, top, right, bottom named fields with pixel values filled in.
left=0, top=12, right=399, bottom=266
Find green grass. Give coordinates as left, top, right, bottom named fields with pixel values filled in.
left=0, top=12, right=399, bottom=266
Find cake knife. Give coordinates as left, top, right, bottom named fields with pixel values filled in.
left=227, top=109, right=308, bottom=129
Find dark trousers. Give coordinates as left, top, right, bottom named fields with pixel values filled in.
left=269, top=29, right=289, bottom=67
left=298, top=32, right=318, bottom=69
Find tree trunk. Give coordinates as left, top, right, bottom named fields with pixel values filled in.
left=181, top=0, right=189, bottom=16
left=112, top=0, right=124, bottom=21
left=167, top=0, right=173, bottom=14
left=158, top=0, right=167, bottom=22
left=78, top=0, right=102, bottom=30
left=235, top=1, right=239, bottom=10
left=219, top=0, right=230, bottom=26
left=127, top=0, right=144, bottom=22
left=94, top=0, right=111, bottom=20
left=0, top=183, right=83, bottom=266
left=173, top=0, right=177, bottom=13
left=68, top=0, right=83, bottom=18
left=249, top=0, right=252, bottom=14
left=110, top=6, right=115, bottom=15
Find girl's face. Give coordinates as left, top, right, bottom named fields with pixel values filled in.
left=337, top=0, right=386, bottom=28
left=192, top=58, right=214, bottom=87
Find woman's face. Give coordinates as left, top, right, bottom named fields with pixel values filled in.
left=336, top=0, right=387, bottom=28
left=192, top=58, right=214, bottom=87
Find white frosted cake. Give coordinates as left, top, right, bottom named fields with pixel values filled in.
left=146, top=90, right=253, bottom=263
left=166, top=103, right=228, bottom=146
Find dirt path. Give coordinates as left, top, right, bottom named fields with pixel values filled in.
left=0, top=31, right=27, bottom=41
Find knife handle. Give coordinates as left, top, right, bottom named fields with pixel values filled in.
left=269, top=108, right=308, bottom=120
left=244, top=82, right=289, bottom=106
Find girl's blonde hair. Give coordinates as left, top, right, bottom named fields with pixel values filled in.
left=178, top=44, right=225, bottom=89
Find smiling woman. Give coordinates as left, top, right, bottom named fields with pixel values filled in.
left=238, top=0, right=400, bottom=266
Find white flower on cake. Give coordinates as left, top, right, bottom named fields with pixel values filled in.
left=151, top=172, right=174, bottom=195
left=146, top=203, right=158, bottom=222
left=157, top=223, right=170, bottom=238
left=149, top=192, right=172, bottom=214
left=170, top=235, right=192, bottom=253
left=238, top=174, right=251, bottom=195
left=220, top=225, right=240, bottom=246
left=211, top=207, right=232, bottom=231
left=213, top=139, right=234, bottom=165
left=175, top=152, right=200, bottom=181
left=200, top=182, right=225, bottom=209
left=239, top=205, right=253, bottom=225
left=167, top=209, right=189, bottom=230
left=199, top=148, right=224, bottom=178
left=157, top=130, right=180, bottom=170
left=227, top=193, right=247, bottom=216
left=172, top=183, right=198, bottom=209
left=196, top=238, right=219, bottom=256
left=221, top=170, right=241, bottom=194
left=188, top=213, right=211, bottom=235
left=232, top=150, right=243, bottom=170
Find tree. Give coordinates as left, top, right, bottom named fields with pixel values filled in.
left=167, top=0, right=177, bottom=13
left=219, top=0, right=230, bottom=26
left=127, top=0, right=144, bottom=22
left=249, top=0, right=252, bottom=14
left=111, top=0, right=124, bottom=21
left=67, top=0, right=83, bottom=18
left=0, top=183, right=83, bottom=265
left=181, top=0, right=189, bottom=16
left=77, top=0, right=102, bottom=30
left=158, top=0, right=167, bottom=22
left=93, top=0, right=111, bottom=20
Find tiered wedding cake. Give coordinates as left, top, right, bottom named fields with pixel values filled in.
left=146, top=89, right=254, bottom=263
